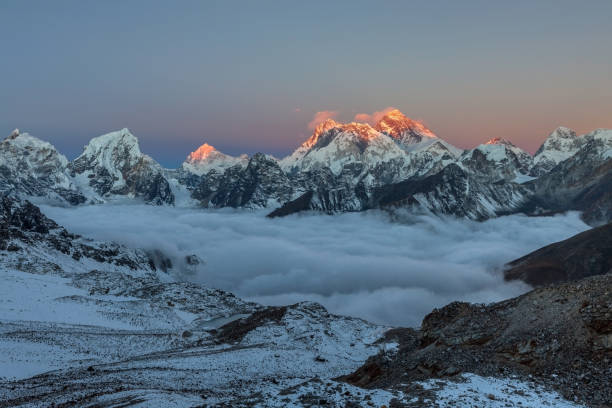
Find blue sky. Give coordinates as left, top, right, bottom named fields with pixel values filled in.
left=1, top=0, right=611, bottom=167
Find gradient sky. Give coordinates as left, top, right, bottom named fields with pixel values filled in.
left=1, top=0, right=611, bottom=167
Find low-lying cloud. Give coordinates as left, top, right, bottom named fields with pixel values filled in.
left=40, top=205, right=590, bottom=327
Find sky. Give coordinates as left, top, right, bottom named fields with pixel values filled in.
left=1, top=0, right=611, bottom=167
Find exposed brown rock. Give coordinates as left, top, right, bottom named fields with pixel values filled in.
left=343, top=274, right=612, bottom=407
left=504, top=223, right=612, bottom=286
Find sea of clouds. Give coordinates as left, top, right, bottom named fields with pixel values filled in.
left=41, top=205, right=590, bottom=327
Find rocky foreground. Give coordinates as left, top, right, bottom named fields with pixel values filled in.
left=344, top=274, right=611, bottom=407
left=0, top=196, right=610, bottom=407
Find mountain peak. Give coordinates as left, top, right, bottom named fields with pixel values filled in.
left=380, top=108, right=407, bottom=121
left=8, top=128, right=20, bottom=139
left=297, top=118, right=342, bottom=151
left=374, top=109, right=436, bottom=145
left=485, top=137, right=514, bottom=146
left=183, top=142, right=248, bottom=175
left=549, top=126, right=577, bottom=139
left=81, top=128, right=140, bottom=157
left=186, top=143, right=217, bottom=162
left=314, top=118, right=340, bottom=136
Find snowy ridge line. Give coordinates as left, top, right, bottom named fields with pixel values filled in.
left=2, top=119, right=611, bottom=224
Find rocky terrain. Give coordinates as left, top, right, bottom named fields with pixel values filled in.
left=2, top=110, right=610, bottom=225
left=1, top=195, right=608, bottom=407
left=1, top=112, right=611, bottom=406
left=0, top=196, right=606, bottom=407
left=503, top=222, right=612, bottom=286
left=344, top=273, right=611, bottom=407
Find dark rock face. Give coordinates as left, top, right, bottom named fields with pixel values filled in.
left=69, top=133, right=175, bottom=205
left=0, top=129, right=173, bottom=206
left=522, top=135, right=612, bottom=225
left=192, top=153, right=293, bottom=208
left=214, top=306, right=288, bottom=344
left=0, top=194, right=156, bottom=270
left=0, top=195, right=58, bottom=237
left=0, top=130, right=87, bottom=204
left=504, top=223, right=612, bottom=286
left=182, top=127, right=612, bottom=225
left=343, top=274, right=612, bottom=407
left=267, top=191, right=314, bottom=218
left=369, top=164, right=529, bottom=220
left=460, top=144, right=532, bottom=182
left=530, top=127, right=584, bottom=177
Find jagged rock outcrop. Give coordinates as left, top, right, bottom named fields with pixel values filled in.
left=522, top=129, right=612, bottom=225
left=191, top=153, right=293, bottom=208
left=0, top=194, right=158, bottom=271
left=69, top=128, right=174, bottom=205
left=531, top=126, right=584, bottom=176
left=460, top=137, right=534, bottom=182
left=504, top=222, right=612, bottom=286
left=369, top=163, right=530, bottom=220
left=0, top=129, right=85, bottom=204
left=344, top=273, right=612, bottom=407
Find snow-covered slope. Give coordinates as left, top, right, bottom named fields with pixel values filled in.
left=69, top=128, right=174, bottom=205
left=182, top=142, right=248, bottom=176
left=0, top=196, right=395, bottom=406
left=0, top=129, right=85, bottom=204
left=280, top=118, right=340, bottom=171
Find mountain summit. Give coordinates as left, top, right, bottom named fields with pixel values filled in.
left=183, top=143, right=248, bottom=175
left=281, top=121, right=405, bottom=174
left=374, top=109, right=436, bottom=147
left=485, top=137, right=514, bottom=146
left=69, top=128, right=174, bottom=204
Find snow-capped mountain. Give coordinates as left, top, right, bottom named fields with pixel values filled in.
left=0, top=129, right=85, bottom=204
left=282, top=121, right=406, bottom=176
left=2, top=118, right=611, bottom=225
left=182, top=142, right=248, bottom=176
left=524, top=128, right=612, bottom=225
left=191, top=152, right=294, bottom=208
left=279, top=118, right=340, bottom=171
left=531, top=127, right=585, bottom=176
left=374, top=108, right=437, bottom=148
left=69, top=128, right=174, bottom=205
left=460, top=137, right=534, bottom=182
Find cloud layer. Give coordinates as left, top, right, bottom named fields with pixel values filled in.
left=40, top=205, right=590, bottom=327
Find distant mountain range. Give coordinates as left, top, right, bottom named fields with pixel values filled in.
left=2, top=109, right=611, bottom=224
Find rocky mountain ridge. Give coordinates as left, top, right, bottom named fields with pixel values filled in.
left=2, top=113, right=611, bottom=224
